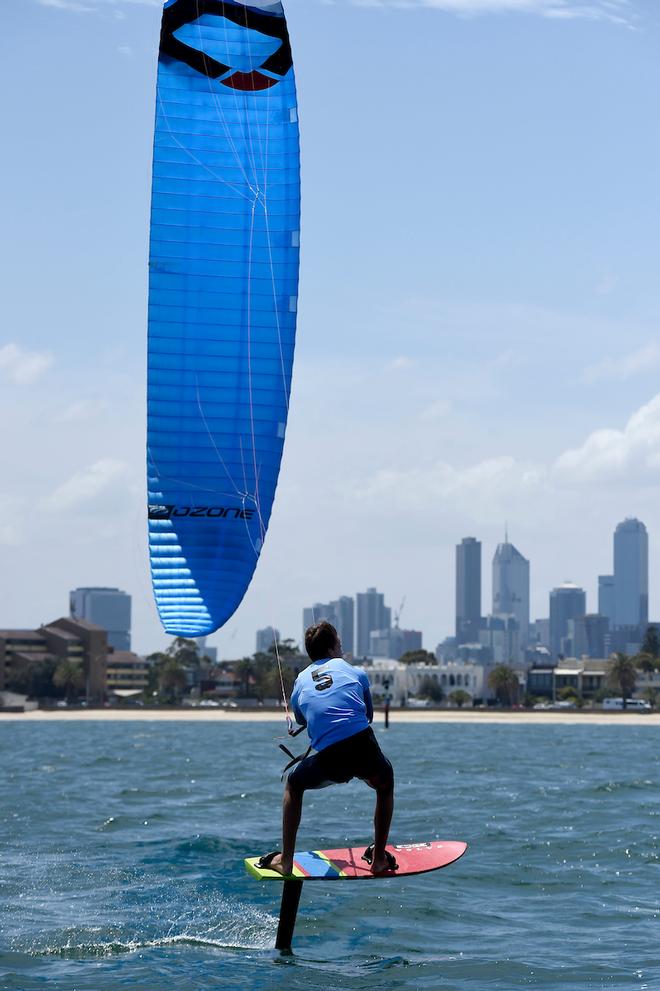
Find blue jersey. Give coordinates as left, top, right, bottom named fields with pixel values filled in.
left=291, top=657, right=373, bottom=752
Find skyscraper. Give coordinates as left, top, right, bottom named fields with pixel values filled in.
left=598, top=575, right=615, bottom=625
left=356, top=588, right=391, bottom=658
left=492, top=539, right=530, bottom=646
left=549, top=583, right=586, bottom=660
left=455, top=537, right=481, bottom=644
left=301, top=597, right=354, bottom=655
left=69, top=587, right=131, bottom=651
left=330, top=596, right=355, bottom=655
left=567, top=614, right=609, bottom=659
left=613, top=518, right=649, bottom=630
left=256, top=628, right=280, bottom=654
left=302, top=603, right=334, bottom=646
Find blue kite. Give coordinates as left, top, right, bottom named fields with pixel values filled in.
left=147, top=0, right=301, bottom=636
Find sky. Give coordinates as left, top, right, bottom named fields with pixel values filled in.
left=2, top=0, right=660, bottom=658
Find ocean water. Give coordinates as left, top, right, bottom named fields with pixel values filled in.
left=1, top=720, right=660, bottom=991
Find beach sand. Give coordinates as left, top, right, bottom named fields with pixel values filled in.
left=2, top=708, right=660, bottom=726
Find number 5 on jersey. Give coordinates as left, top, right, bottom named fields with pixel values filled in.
left=312, top=668, right=333, bottom=691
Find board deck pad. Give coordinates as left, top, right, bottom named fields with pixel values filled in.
left=245, top=840, right=467, bottom=881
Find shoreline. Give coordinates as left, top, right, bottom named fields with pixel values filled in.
left=2, top=708, right=660, bottom=726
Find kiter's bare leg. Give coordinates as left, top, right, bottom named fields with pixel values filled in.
left=267, top=781, right=303, bottom=877
left=367, top=771, right=394, bottom=873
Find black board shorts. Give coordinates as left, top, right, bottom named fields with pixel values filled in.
left=288, top=727, right=393, bottom=792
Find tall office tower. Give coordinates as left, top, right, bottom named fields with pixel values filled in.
left=492, top=539, right=530, bottom=646
left=302, top=597, right=354, bottom=654
left=455, top=537, right=481, bottom=644
left=69, top=587, right=131, bottom=651
left=549, top=583, right=586, bottom=660
left=330, top=596, right=354, bottom=655
left=256, top=627, right=280, bottom=654
left=613, top=518, right=649, bottom=630
left=598, top=576, right=615, bottom=625
left=302, top=602, right=335, bottom=647
left=356, top=588, right=391, bottom=658
left=479, top=614, right=520, bottom=664
left=532, top=618, right=550, bottom=648
left=369, top=627, right=422, bottom=659
left=567, top=614, right=609, bottom=659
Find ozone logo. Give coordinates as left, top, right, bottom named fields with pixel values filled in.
left=160, top=0, right=293, bottom=91
left=149, top=504, right=256, bottom=521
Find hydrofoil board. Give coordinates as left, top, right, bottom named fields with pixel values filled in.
left=245, top=840, right=467, bottom=881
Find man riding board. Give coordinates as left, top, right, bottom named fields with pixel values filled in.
left=259, top=621, right=397, bottom=876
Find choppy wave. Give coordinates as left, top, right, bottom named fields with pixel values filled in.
left=2, top=721, right=660, bottom=990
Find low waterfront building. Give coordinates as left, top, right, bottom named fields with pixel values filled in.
left=366, top=658, right=485, bottom=705
left=0, top=618, right=107, bottom=703
left=106, top=651, right=150, bottom=696
left=527, top=657, right=611, bottom=702
left=363, top=659, right=407, bottom=705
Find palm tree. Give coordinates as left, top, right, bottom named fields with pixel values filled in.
left=53, top=660, right=85, bottom=703
left=635, top=652, right=655, bottom=674
left=235, top=657, right=255, bottom=698
left=641, top=626, right=660, bottom=660
left=488, top=664, right=519, bottom=707
left=449, top=689, right=471, bottom=708
left=641, top=687, right=658, bottom=709
left=158, top=657, right=187, bottom=704
left=608, top=652, right=637, bottom=709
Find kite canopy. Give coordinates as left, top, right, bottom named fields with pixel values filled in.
left=147, top=0, right=300, bottom=636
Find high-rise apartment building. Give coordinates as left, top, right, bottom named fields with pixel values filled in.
left=549, top=583, right=586, bottom=659
left=302, top=603, right=333, bottom=645
left=369, top=627, right=422, bottom=659
left=566, top=614, right=609, bottom=659
left=613, top=518, right=648, bottom=630
left=455, top=537, right=481, bottom=644
left=598, top=575, right=615, bottom=625
left=256, top=628, right=280, bottom=654
left=356, top=588, right=391, bottom=658
left=301, top=596, right=355, bottom=655
left=331, top=596, right=354, bottom=655
left=69, top=587, right=131, bottom=651
left=492, top=539, right=530, bottom=646
left=479, top=614, right=520, bottom=665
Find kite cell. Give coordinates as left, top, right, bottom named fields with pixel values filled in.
left=147, top=0, right=300, bottom=636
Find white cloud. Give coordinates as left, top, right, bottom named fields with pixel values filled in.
left=347, top=0, right=635, bottom=24
left=38, top=0, right=95, bottom=10
left=554, top=393, right=660, bottom=485
left=36, top=0, right=159, bottom=11
left=55, top=399, right=107, bottom=423
left=420, top=398, right=453, bottom=420
left=117, top=45, right=133, bottom=56
left=387, top=355, right=416, bottom=371
left=582, top=342, right=660, bottom=384
left=42, top=459, right=131, bottom=512
left=0, top=343, right=53, bottom=386
left=347, top=455, right=545, bottom=521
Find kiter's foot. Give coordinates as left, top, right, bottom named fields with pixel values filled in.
left=362, top=844, right=398, bottom=874
left=257, top=851, right=294, bottom=877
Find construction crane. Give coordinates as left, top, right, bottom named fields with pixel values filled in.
left=393, top=595, right=406, bottom=630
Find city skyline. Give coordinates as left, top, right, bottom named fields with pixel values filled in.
left=8, top=515, right=648, bottom=662
left=3, top=2, right=660, bottom=659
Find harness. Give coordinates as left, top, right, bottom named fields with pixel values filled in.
left=278, top=723, right=310, bottom=781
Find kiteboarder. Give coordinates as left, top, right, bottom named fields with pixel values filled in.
left=260, top=621, right=396, bottom=876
